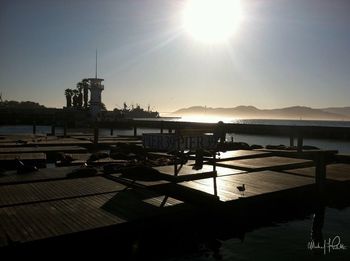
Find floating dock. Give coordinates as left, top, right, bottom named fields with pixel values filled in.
left=0, top=132, right=349, bottom=256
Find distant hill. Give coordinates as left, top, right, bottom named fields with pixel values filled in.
left=0, top=100, right=47, bottom=109
left=172, top=105, right=350, bottom=120
left=321, top=107, right=350, bottom=118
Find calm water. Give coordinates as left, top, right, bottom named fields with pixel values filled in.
left=163, top=207, right=350, bottom=261
left=1, top=120, right=349, bottom=260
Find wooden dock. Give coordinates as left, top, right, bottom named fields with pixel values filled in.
left=0, top=166, right=81, bottom=185
left=0, top=153, right=46, bottom=169
left=177, top=170, right=315, bottom=202
left=0, top=146, right=87, bottom=154
left=0, top=132, right=349, bottom=255
left=154, top=164, right=244, bottom=182
left=215, top=156, right=313, bottom=172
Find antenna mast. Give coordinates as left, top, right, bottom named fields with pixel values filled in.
left=95, top=49, right=98, bottom=79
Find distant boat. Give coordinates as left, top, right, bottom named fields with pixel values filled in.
left=113, top=104, right=159, bottom=119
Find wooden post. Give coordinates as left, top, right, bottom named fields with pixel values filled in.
left=32, top=121, right=36, bottom=134
left=110, top=127, right=114, bottom=136
left=213, top=176, right=218, bottom=197
left=289, top=135, right=294, bottom=147
left=195, top=149, right=203, bottom=169
left=133, top=125, right=137, bottom=137
left=94, top=126, right=99, bottom=145
left=51, top=125, right=56, bottom=136
left=174, top=159, right=178, bottom=176
left=160, top=120, right=164, bottom=134
left=213, top=151, right=217, bottom=197
left=315, top=152, right=326, bottom=195
left=212, top=151, right=216, bottom=172
left=63, top=123, right=67, bottom=137
left=297, top=134, right=303, bottom=152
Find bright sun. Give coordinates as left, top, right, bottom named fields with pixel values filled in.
left=182, top=0, right=242, bottom=44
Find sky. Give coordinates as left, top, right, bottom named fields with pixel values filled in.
left=1, top=0, right=350, bottom=113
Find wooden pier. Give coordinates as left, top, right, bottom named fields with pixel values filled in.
left=0, top=131, right=349, bottom=256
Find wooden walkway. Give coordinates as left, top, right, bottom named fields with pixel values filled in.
left=154, top=164, right=244, bottom=182
left=0, top=193, right=125, bottom=247
left=0, top=153, right=46, bottom=169
left=0, top=143, right=349, bottom=251
left=0, top=146, right=87, bottom=154
left=0, top=166, right=81, bottom=185
left=0, top=176, right=125, bottom=207
left=215, top=150, right=271, bottom=161
left=177, top=170, right=315, bottom=202
left=215, top=156, right=313, bottom=172
left=285, top=163, right=350, bottom=182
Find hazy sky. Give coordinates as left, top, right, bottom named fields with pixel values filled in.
left=1, top=0, right=350, bottom=113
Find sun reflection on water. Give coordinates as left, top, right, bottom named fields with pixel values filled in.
left=178, top=115, right=236, bottom=123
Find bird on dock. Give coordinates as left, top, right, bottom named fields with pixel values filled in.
left=237, top=184, right=245, bottom=197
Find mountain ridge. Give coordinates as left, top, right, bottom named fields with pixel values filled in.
left=172, top=106, right=350, bottom=120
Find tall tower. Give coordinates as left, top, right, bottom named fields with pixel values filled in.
left=89, top=50, right=104, bottom=118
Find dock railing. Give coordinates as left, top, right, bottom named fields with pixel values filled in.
left=142, top=128, right=219, bottom=195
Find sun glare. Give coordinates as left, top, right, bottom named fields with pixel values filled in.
left=182, top=0, right=242, bottom=44
left=180, top=115, right=235, bottom=123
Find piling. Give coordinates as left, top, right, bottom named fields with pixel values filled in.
left=63, top=123, right=67, bottom=137
left=160, top=121, right=164, bottom=134
left=51, top=125, right=56, bottom=136
left=315, top=152, right=326, bottom=195
left=297, top=134, right=303, bottom=152
left=32, top=122, right=36, bottom=134
left=133, top=125, right=137, bottom=137
left=289, top=135, right=294, bottom=147
left=94, top=127, right=99, bottom=145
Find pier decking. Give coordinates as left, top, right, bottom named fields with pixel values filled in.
left=178, top=170, right=315, bottom=202
left=215, top=156, right=313, bottom=171
left=0, top=131, right=349, bottom=254
left=0, top=146, right=87, bottom=154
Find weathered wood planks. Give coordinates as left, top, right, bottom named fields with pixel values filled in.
left=179, top=171, right=315, bottom=202
left=0, top=193, right=125, bottom=246
left=0, top=146, right=87, bottom=154
left=285, top=163, right=350, bottom=182
left=215, top=156, right=313, bottom=172
left=0, top=177, right=126, bottom=207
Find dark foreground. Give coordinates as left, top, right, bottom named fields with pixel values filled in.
left=0, top=133, right=349, bottom=260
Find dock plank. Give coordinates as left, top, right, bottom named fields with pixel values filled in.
left=0, top=166, right=81, bottom=185
left=0, top=177, right=126, bottom=207
left=285, top=163, right=350, bottom=182
left=0, top=146, right=87, bottom=154
left=215, top=150, right=271, bottom=161
left=101, top=188, right=187, bottom=221
left=153, top=164, right=244, bottom=182
left=0, top=153, right=46, bottom=169
left=0, top=193, right=125, bottom=246
left=179, top=171, right=315, bottom=202
left=216, top=156, right=313, bottom=172
left=109, top=173, right=170, bottom=188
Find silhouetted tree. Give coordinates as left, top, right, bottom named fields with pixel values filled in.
left=72, top=89, right=79, bottom=107
left=123, top=102, right=128, bottom=111
left=65, top=89, right=73, bottom=107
